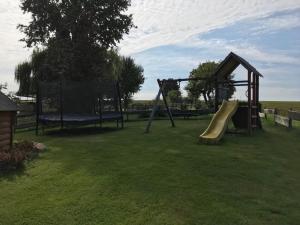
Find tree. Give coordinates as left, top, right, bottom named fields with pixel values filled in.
left=185, top=61, right=235, bottom=107
left=167, top=90, right=182, bottom=104
left=14, top=61, right=32, bottom=96
left=18, top=0, right=135, bottom=80
left=14, top=48, right=53, bottom=96
left=118, top=56, right=145, bottom=110
left=18, top=0, right=134, bottom=48
left=106, top=50, right=124, bottom=81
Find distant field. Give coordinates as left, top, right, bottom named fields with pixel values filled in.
left=132, top=100, right=300, bottom=111
left=261, top=101, right=300, bottom=115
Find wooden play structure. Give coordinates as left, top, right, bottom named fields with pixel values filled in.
left=214, top=52, right=263, bottom=134
left=146, top=52, right=263, bottom=137
left=145, top=77, right=213, bottom=133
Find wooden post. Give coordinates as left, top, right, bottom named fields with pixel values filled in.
left=248, top=70, right=252, bottom=135
left=255, top=74, right=261, bottom=128
left=159, top=79, right=175, bottom=128
left=256, top=75, right=259, bottom=105
left=145, top=86, right=162, bottom=133
left=214, top=77, right=219, bottom=113
left=252, top=72, right=256, bottom=128
left=35, top=83, right=40, bottom=136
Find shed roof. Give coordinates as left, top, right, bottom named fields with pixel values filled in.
left=0, top=92, right=18, bottom=111
left=214, top=52, right=263, bottom=79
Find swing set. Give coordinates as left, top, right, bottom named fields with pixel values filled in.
left=145, top=52, right=263, bottom=135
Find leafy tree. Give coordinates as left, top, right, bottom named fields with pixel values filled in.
left=18, top=0, right=134, bottom=48
left=185, top=61, right=235, bottom=107
left=119, top=56, right=145, bottom=110
left=167, top=90, right=182, bottom=104
left=106, top=50, right=124, bottom=81
left=15, top=61, right=32, bottom=96
left=14, top=48, right=54, bottom=96
left=18, top=0, right=135, bottom=80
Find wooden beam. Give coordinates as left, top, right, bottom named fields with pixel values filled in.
left=248, top=70, right=252, bottom=135
left=158, top=79, right=175, bottom=128
left=161, top=77, right=210, bottom=83
left=145, top=85, right=163, bottom=133
left=215, top=77, right=219, bottom=113
left=217, top=80, right=248, bottom=84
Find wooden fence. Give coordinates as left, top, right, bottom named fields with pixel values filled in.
left=263, top=108, right=300, bottom=128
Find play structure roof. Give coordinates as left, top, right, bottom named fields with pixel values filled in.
left=0, top=92, right=18, bottom=112
left=214, top=52, right=263, bottom=79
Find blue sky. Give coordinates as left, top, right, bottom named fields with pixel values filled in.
left=0, top=0, right=300, bottom=100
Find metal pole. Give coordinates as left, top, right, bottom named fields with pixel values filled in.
left=116, top=82, right=124, bottom=129
left=60, top=79, right=64, bottom=130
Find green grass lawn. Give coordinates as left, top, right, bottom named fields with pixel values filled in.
left=1, top=118, right=300, bottom=225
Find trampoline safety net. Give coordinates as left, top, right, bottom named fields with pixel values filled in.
left=36, top=79, right=123, bottom=132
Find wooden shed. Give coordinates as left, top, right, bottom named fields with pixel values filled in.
left=0, top=92, right=17, bottom=150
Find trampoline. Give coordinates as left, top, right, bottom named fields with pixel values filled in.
left=36, top=79, right=124, bottom=134
left=39, top=113, right=123, bottom=123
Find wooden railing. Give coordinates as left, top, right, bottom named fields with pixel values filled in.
left=263, top=108, right=300, bottom=128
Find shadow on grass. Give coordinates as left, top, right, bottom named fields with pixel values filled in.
left=43, top=126, right=123, bottom=137
left=0, top=164, right=27, bottom=181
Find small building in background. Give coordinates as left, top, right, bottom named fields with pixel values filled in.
left=0, top=92, right=18, bottom=150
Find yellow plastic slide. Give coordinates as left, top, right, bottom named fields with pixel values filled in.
left=199, top=100, right=239, bottom=143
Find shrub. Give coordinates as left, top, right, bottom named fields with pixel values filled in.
left=0, top=141, right=43, bottom=171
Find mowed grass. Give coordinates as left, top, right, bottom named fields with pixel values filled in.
left=0, top=118, right=300, bottom=225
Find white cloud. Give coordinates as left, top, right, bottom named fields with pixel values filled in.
left=0, top=0, right=300, bottom=96
left=251, top=13, right=300, bottom=35
left=0, top=1, right=31, bottom=92
left=133, top=91, right=157, bottom=100
left=120, top=0, right=300, bottom=55
left=177, top=37, right=300, bottom=66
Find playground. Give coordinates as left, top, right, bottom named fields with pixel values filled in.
left=0, top=1, right=299, bottom=224
left=1, top=51, right=300, bottom=225
left=0, top=118, right=299, bottom=225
